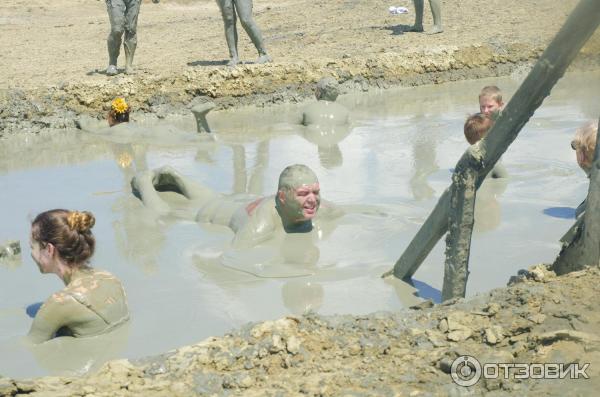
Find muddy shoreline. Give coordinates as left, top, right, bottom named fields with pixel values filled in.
left=2, top=42, right=599, bottom=137
left=1, top=265, right=598, bottom=396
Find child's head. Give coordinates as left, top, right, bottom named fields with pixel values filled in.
left=479, top=86, right=504, bottom=116
left=571, top=120, right=599, bottom=174
left=464, top=113, right=493, bottom=145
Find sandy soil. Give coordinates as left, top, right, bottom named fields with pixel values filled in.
left=1, top=0, right=599, bottom=135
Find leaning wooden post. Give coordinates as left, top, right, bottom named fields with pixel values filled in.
left=442, top=145, right=483, bottom=301
left=441, top=149, right=481, bottom=300
left=553, top=116, right=600, bottom=275
left=384, top=0, right=600, bottom=281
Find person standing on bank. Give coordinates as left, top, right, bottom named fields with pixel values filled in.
left=410, top=0, right=443, bottom=34
left=28, top=210, right=129, bottom=343
left=105, top=0, right=160, bottom=76
left=216, top=0, right=272, bottom=66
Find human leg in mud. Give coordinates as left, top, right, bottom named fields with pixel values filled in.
left=410, top=0, right=443, bottom=34
left=131, top=166, right=220, bottom=216
left=216, top=0, right=271, bottom=66
left=105, top=0, right=144, bottom=75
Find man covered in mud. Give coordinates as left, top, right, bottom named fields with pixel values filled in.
left=131, top=164, right=342, bottom=248
left=216, top=0, right=272, bottom=67
left=105, top=0, right=160, bottom=76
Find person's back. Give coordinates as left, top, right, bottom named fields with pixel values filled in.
left=57, top=267, right=129, bottom=337
left=27, top=210, right=129, bottom=343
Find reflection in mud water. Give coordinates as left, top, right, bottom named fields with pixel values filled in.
left=0, top=71, right=598, bottom=377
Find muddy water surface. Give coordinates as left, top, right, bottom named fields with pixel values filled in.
left=0, top=71, right=598, bottom=378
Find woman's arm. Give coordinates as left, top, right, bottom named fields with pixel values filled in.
left=27, top=293, right=87, bottom=343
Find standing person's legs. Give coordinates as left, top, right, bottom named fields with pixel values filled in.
left=216, top=0, right=239, bottom=66
left=411, top=0, right=425, bottom=32
left=123, top=0, right=142, bottom=74
left=234, top=0, right=271, bottom=63
left=429, top=0, right=443, bottom=34
left=106, top=0, right=127, bottom=75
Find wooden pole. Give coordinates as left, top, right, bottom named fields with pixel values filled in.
left=386, top=0, right=600, bottom=281
left=441, top=151, right=480, bottom=300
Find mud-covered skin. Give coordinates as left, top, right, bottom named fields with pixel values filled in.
left=105, top=0, right=142, bottom=75
left=216, top=0, right=270, bottom=66
left=411, top=0, right=443, bottom=34
left=28, top=267, right=129, bottom=343
left=131, top=165, right=342, bottom=248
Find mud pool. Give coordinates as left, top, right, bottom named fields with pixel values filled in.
left=0, top=71, right=598, bottom=378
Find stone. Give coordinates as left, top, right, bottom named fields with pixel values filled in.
left=446, top=328, right=472, bottom=342
left=286, top=335, right=301, bottom=355
left=484, top=326, right=504, bottom=345
left=0, top=378, right=17, bottom=396
left=527, top=313, right=546, bottom=324
left=438, top=318, right=449, bottom=333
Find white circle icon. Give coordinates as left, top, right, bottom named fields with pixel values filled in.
left=450, top=355, right=482, bottom=387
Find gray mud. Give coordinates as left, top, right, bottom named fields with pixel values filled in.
left=1, top=265, right=599, bottom=396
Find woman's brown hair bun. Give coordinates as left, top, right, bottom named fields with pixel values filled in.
left=67, top=211, right=96, bottom=233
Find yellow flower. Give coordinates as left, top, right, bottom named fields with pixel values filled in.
left=111, top=97, right=129, bottom=114
left=117, top=152, right=133, bottom=168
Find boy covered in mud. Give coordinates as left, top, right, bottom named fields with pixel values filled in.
left=131, top=164, right=342, bottom=248
left=479, top=85, right=504, bottom=117
left=463, top=113, right=508, bottom=178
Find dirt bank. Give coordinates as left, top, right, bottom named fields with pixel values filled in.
left=1, top=0, right=599, bottom=136
left=1, top=265, right=599, bottom=396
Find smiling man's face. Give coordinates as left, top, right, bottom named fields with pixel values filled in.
left=289, top=182, right=321, bottom=221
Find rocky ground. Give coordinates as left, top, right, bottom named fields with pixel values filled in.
left=1, top=264, right=599, bottom=396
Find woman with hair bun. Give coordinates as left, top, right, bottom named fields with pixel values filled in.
left=28, top=209, right=129, bottom=343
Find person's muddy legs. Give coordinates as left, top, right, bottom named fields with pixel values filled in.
left=131, top=166, right=219, bottom=214
left=235, top=0, right=271, bottom=64
left=428, top=0, right=443, bottom=34
left=409, top=0, right=424, bottom=32
left=409, top=0, right=443, bottom=34
left=123, top=0, right=141, bottom=74
left=131, top=170, right=172, bottom=215
left=106, top=0, right=127, bottom=75
left=217, top=0, right=240, bottom=66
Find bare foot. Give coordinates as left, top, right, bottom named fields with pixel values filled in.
left=428, top=25, right=444, bottom=34
left=257, top=54, right=272, bottom=64
left=125, top=65, right=135, bottom=75
left=227, top=57, right=239, bottom=67
left=106, top=65, right=118, bottom=76
left=407, top=25, right=424, bottom=32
